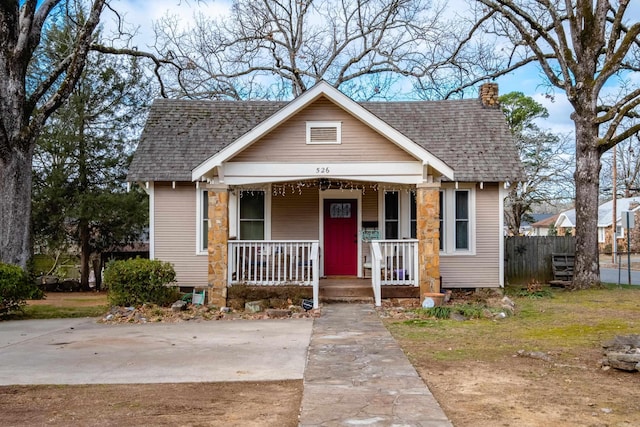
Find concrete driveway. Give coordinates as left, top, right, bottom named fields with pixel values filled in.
left=0, top=317, right=313, bottom=385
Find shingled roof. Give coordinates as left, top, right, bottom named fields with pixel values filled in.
left=128, top=95, right=522, bottom=183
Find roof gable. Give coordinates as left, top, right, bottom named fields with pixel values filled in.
left=127, top=83, right=523, bottom=183
left=230, top=96, right=417, bottom=164
left=191, top=81, right=454, bottom=181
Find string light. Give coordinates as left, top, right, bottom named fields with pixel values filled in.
left=236, top=179, right=414, bottom=196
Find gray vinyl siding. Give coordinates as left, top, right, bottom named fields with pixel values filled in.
left=271, top=187, right=320, bottom=240
left=440, top=183, right=501, bottom=288
left=231, top=97, right=416, bottom=163
left=154, top=182, right=208, bottom=287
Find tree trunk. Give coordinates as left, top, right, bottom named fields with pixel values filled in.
left=79, top=219, right=90, bottom=290
left=0, top=145, right=34, bottom=269
left=572, top=116, right=601, bottom=288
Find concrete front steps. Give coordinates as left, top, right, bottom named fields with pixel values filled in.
left=318, top=278, right=420, bottom=303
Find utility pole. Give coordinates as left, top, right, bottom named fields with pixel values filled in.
left=612, top=145, right=617, bottom=264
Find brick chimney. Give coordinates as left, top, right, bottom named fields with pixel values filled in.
left=479, top=82, right=500, bottom=108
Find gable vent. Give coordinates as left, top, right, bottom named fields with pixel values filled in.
left=306, top=121, right=341, bottom=144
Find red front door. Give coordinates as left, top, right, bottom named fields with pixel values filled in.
left=324, top=199, right=358, bottom=276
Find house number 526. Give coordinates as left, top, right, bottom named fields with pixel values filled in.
left=316, top=167, right=330, bottom=174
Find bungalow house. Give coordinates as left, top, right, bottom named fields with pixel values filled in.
left=529, top=213, right=560, bottom=236
left=127, top=81, right=522, bottom=308
left=520, top=213, right=556, bottom=236
left=554, top=197, right=640, bottom=253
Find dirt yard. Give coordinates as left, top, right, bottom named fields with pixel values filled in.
left=385, top=287, right=640, bottom=427
left=0, top=381, right=302, bottom=426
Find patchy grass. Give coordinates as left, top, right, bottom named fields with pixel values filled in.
left=389, top=286, right=640, bottom=362
left=7, top=304, right=107, bottom=319
left=2, top=292, right=108, bottom=320
left=385, top=285, right=640, bottom=426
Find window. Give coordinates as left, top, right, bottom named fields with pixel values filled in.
left=598, top=227, right=605, bottom=243
left=616, top=225, right=624, bottom=239
left=455, top=190, right=469, bottom=250
left=384, top=191, right=399, bottom=239
left=439, top=186, right=474, bottom=254
left=410, top=191, right=417, bottom=239
left=197, top=189, right=210, bottom=254
left=240, top=191, right=265, bottom=240
left=306, top=121, right=341, bottom=144
left=439, top=191, right=444, bottom=250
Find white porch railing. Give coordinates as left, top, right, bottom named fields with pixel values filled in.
left=227, top=240, right=319, bottom=309
left=371, top=239, right=419, bottom=307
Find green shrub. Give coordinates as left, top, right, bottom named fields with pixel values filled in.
left=104, top=258, right=178, bottom=307
left=0, top=263, right=39, bottom=316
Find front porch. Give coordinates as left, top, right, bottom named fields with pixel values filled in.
left=204, top=179, right=444, bottom=309
left=225, top=239, right=425, bottom=308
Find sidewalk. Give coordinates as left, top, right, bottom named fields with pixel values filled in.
left=299, top=304, right=452, bottom=426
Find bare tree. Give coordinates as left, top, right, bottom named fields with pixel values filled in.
left=446, top=1, right=640, bottom=288
left=0, top=0, right=168, bottom=269
left=501, top=92, right=573, bottom=235
left=0, top=0, right=111, bottom=269
left=601, top=134, right=640, bottom=198
left=152, top=0, right=457, bottom=100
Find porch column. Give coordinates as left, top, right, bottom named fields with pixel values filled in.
left=416, top=183, right=441, bottom=295
left=207, top=184, right=229, bottom=307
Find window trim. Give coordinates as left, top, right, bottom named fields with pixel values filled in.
left=439, top=185, right=476, bottom=255
left=196, top=186, right=272, bottom=255
left=306, top=121, right=342, bottom=145
left=196, top=188, right=209, bottom=255
left=598, top=227, right=605, bottom=243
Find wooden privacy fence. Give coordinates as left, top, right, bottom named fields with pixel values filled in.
left=505, top=236, right=576, bottom=284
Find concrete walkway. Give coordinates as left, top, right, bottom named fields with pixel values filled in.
left=299, top=304, right=452, bottom=426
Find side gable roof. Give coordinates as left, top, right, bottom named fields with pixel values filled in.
left=128, top=83, right=523, bottom=183
left=128, top=100, right=286, bottom=182
left=363, top=101, right=521, bottom=182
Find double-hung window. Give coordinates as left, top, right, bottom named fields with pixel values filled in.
left=439, top=186, right=474, bottom=254
left=439, top=191, right=444, bottom=250
left=384, top=191, right=399, bottom=239
left=197, top=189, right=210, bottom=254
left=240, top=191, right=265, bottom=240
left=410, top=191, right=417, bottom=239
left=455, top=190, right=470, bottom=250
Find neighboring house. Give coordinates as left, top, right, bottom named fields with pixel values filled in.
left=520, top=213, right=555, bottom=236
left=554, top=197, right=640, bottom=252
left=127, top=81, right=522, bottom=307
left=530, top=214, right=560, bottom=236
left=596, top=197, right=640, bottom=253
left=554, top=209, right=577, bottom=236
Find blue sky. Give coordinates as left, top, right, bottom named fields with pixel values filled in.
left=110, top=0, right=591, bottom=138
